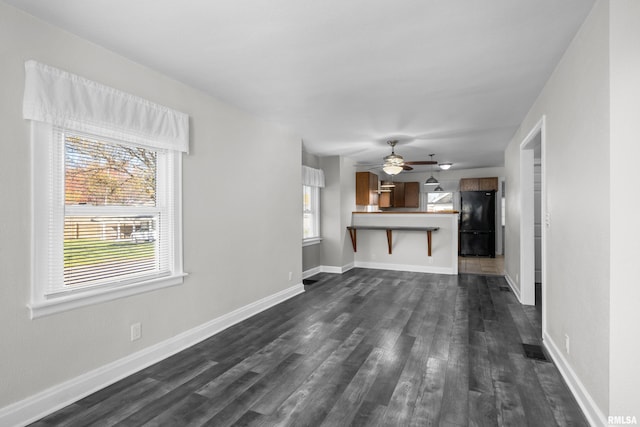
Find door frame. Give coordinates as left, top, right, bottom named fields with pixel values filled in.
left=519, top=116, right=546, bottom=320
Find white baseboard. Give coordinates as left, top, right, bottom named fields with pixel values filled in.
left=504, top=273, right=522, bottom=302
left=0, top=283, right=305, bottom=427
left=322, top=263, right=354, bottom=274
left=303, top=264, right=354, bottom=277
left=302, top=266, right=321, bottom=279
left=543, top=331, right=607, bottom=427
left=354, top=261, right=456, bottom=275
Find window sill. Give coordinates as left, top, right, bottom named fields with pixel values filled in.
left=28, top=272, right=188, bottom=319
left=302, top=237, right=323, bottom=247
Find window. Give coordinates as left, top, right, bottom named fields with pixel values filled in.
left=24, top=61, right=188, bottom=317
left=63, top=133, right=171, bottom=288
left=427, top=192, right=454, bottom=212
left=303, top=185, right=319, bottom=240
left=302, top=166, right=324, bottom=245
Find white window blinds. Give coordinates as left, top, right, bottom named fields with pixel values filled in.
left=62, top=133, right=172, bottom=289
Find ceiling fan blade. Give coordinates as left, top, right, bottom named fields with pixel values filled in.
left=402, top=165, right=413, bottom=171
left=404, top=160, right=437, bottom=165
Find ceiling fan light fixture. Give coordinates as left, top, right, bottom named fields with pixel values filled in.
left=383, top=153, right=404, bottom=165
left=439, top=162, right=452, bottom=170
left=382, top=140, right=405, bottom=175
left=383, top=164, right=403, bottom=175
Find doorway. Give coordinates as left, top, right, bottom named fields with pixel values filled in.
left=519, top=117, right=545, bottom=335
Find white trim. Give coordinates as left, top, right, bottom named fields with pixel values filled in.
left=320, top=263, right=354, bottom=274
left=504, top=273, right=522, bottom=302
left=354, top=261, right=456, bottom=275
left=519, top=115, right=546, bottom=306
left=29, top=273, right=187, bottom=319
left=29, top=123, right=185, bottom=316
left=302, top=237, right=323, bottom=247
left=305, top=262, right=457, bottom=278
left=302, top=266, right=322, bottom=279
left=322, top=265, right=343, bottom=274
left=543, top=331, right=607, bottom=427
left=0, top=283, right=304, bottom=427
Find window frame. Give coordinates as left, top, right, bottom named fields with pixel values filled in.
left=426, top=191, right=455, bottom=212
left=30, top=122, right=185, bottom=318
left=302, top=184, right=321, bottom=246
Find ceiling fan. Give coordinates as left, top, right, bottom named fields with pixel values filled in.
left=380, top=140, right=438, bottom=176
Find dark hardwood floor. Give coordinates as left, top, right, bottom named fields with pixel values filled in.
left=31, top=269, right=587, bottom=426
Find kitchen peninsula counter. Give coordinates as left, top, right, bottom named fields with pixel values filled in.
left=349, top=211, right=458, bottom=275
left=352, top=211, right=459, bottom=214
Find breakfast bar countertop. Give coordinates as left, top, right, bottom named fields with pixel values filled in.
left=352, top=211, right=459, bottom=214
left=349, top=211, right=458, bottom=275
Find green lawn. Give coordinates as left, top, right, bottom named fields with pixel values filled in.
left=64, top=238, right=154, bottom=268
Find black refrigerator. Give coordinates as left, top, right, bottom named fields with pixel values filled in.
left=460, top=191, right=496, bottom=257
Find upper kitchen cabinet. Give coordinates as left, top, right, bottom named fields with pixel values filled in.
left=460, top=177, right=498, bottom=192
left=379, top=181, right=420, bottom=208
left=404, top=182, right=420, bottom=207
left=393, top=182, right=405, bottom=207
left=356, top=171, right=379, bottom=205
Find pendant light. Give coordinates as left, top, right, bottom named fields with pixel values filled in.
left=424, top=154, right=439, bottom=186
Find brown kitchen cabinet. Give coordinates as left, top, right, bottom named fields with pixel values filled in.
left=460, top=177, right=498, bottom=192
left=356, top=172, right=379, bottom=205
left=404, top=182, right=420, bottom=207
left=459, top=178, right=479, bottom=191
left=378, top=181, right=419, bottom=208
left=393, top=182, right=405, bottom=207
left=379, top=185, right=392, bottom=208
left=479, top=177, right=499, bottom=191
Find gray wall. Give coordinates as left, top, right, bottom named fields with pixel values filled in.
left=0, top=3, right=302, bottom=409
left=505, top=0, right=640, bottom=418
left=609, top=0, right=640, bottom=416
left=506, top=0, right=609, bottom=414
left=319, top=156, right=356, bottom=270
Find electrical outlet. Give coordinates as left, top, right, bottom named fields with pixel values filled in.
left=545, top=212, right=551, bottom=228
left=516, top=273, right=519, bottom=283
left=288, top=271, right=293, bottom=281
left=130, top=323, right=141, bottom=341
left=565, top=334, right=570, bottom=354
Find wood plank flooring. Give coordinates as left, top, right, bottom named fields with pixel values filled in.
left=30, top=269, right=587, bottom=427
left=458, top=256, right=504, bottom=276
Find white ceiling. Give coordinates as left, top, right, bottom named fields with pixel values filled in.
left=5, top=0, right=595, bottom=171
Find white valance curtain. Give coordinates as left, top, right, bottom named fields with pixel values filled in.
left=22, top=60, right=189, bottom=153
left=302, top=165, right=325, bottom=188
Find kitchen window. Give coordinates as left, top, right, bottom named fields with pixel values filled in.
left=302, top=166, right=325, bottom=245
left=426, top=192, right=454, bottom=212
left=24, top=61, right=189, bottom=318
